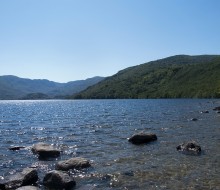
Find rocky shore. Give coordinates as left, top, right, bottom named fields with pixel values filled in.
left=0, top=142, right=91, bottom=190
left=0, top=138, right=203, bottom=190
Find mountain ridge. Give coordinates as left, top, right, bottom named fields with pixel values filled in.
left=72, top=55, right=220, bottom=99
left=0, top=75, right=104, bottom=100
left=1, top=55, right=220, bottom=100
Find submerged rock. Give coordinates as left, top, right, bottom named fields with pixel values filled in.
left=200, top=110, right=209, bottom=114
left=8, top=146, right=25, bottom=151
left=16, top=186, right=40, bottom=190
left=43, top=170, right=76, bottom=189
left=191, top=118, right=198, bottom=121
left=31, top=143, right=60, bottom=159
left=128, top=133, right=157, bottom=144
left=176, top=141, right=201, bottom=155
left=56, top=157, right=91, bottom=171
left=0, top=168, right=38, bottom=190
left=213, top=106, right=220, bottom=111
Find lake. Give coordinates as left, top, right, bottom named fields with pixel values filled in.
left=0, top=99, right=219, bottom=189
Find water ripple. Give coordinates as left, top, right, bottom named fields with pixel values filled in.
left=0, top=99, right=219, bottom=189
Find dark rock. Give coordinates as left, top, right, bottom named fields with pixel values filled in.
left=213, top=106, right=220, bottom=111
left=200, top=110, right=209, bottom=113
left=217, top=111, right=220, bottom=114
left=56, top=157, right=91, bottom=171
left=31, top=143, right=60, bottom=159
left=8, top=146, right=25, bottom=151
left=191, top=118, right=198, bottom=121
left=0, top=183, right=6, bottom=190
left=128, top=133, right=157, bottom=144
left=1, top=168, right=38, bottom=190
left=176, top=141, right=201, bottom=155
left=16, top=186, right=40, bottom=190
left=123, top=171, right=134, bottom=176
left=43, top=170, right=76, bottom=189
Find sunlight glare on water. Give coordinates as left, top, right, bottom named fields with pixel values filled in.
left=0, top=99, right=219, bottom=189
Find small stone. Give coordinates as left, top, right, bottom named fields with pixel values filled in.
left=200, top=110, right=209, bottom=114
left=191, top=118, right=198, bottom=121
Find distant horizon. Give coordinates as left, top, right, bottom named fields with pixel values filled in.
left=1, top=0, right=220, bottom=82
left=1, top=53, right=220, bottom=83
left=0, top=74, right=105, bottom=84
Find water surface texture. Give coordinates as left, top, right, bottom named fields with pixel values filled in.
left=0, top=99, right=219, bottom=189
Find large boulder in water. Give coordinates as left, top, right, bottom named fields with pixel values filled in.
left=176, top=141, right=201, bottom=155
left=43, top=170, right=76, bottom=189
left=56, top=157, right=91, bottom=171
left=31, top=143, right=60, bottom=159
left=0, top=168, right=38, bottom=190
left=128, top=133, right=157, bottom=144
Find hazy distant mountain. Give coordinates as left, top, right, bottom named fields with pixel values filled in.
left=0, top=75, right=104, bottom=100
left=72, top=55, right=220, bottom=99
left=21, top=93, right=50, bottom=100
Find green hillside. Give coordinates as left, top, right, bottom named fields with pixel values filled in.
left=72, top=55, right=220, bottom=99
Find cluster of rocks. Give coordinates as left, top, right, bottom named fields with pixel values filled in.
left=128, top=105, right=220, bottom=154
left=189, top=106, right=220, bottom=121
left=3, top=104, right=217, bottom=189
left=128, top=132, right=201, bottom=155
left=1, top=143, right=91, bottom=190
left=1, top=134, right=203, bottom=190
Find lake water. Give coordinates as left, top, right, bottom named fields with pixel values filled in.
left=0, top=99, right=219, bottom=190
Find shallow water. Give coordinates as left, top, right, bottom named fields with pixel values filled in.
left=0, top=99, right=219, bottom=189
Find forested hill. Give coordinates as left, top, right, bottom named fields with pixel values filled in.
left=72, top=55, right=220, bottom=99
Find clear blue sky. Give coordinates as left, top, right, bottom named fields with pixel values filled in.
left=0, top=0, right=219, bottom=82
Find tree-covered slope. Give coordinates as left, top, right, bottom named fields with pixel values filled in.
left=72, top=55, right=220, bottom=99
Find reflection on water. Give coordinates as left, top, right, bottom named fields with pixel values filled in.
left=0, top=99, right=219, bottom=189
